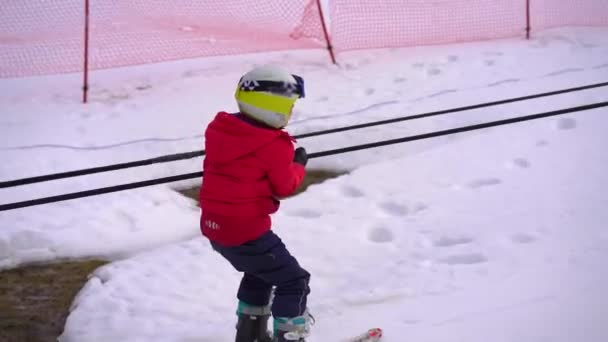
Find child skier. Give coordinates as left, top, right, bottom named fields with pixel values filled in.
left=199, top=65, right=313, bottom=342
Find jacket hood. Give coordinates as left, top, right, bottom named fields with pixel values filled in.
left=204, top=112, right=287, bottom=163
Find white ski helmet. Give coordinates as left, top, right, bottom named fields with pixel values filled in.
left=235, top=65, right=305, bottom=128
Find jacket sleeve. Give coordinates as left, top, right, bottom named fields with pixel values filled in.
left=262, top=137, right=306, bottom=198
left=268, top=161, right=305, bottom=198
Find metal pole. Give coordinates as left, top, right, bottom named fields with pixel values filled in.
left=526, top=0, right=531, bottom=39
left=315, top=0, right=337, bottom=64
left=83, top=0, right=90, bottom=103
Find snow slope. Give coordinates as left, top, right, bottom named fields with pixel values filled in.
left=60, top=109, right=608, bottom=341
left=1, top=28, right=607, bottom=270
left=1, top=26, right=608, bottom=341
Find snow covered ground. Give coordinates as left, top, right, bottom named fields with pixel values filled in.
left=61, top=110, right=608, bottom=342
left=1, top=27, right=608, bottom=341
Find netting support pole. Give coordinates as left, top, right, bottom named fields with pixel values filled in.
left=82, top=0, right=90, bottom=103
left=525, top=0, right=531, bottom=39
left=315, top=0, right=337, bottom=64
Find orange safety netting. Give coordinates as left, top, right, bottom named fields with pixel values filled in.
left=329, top=0, right=528, bottom=52
left=0, top=0, right=326, bottom=77
left=329, top=0, right=608, bottom=52
left=530, top=0, right=608, bottom=30
left=1, top=0, right=608, bottom=78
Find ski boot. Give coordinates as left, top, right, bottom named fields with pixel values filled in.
left=272, top=310, right=314, bottom=342
left=235, top=301, right=272, bottom=342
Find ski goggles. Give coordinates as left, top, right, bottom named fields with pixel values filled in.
left=238, top=74, right=305, bottom=99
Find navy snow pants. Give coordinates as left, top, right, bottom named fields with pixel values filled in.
left=211, top=230, right=311, bottom=318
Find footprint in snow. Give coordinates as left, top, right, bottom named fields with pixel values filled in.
left=433, top=235, right=474, bottom=248
left=511, top=233, right=538, bottom=244
left=412, top=203, right=429, bottom=214
left=544, top=68, right=584, bottom=77
left=368, top=225, right=395, bottom=243
left=427, top=68, right=442, bottom=76
left=555, top=117, right=577, bottom=130
left=487, top=78, right=520, bottom=87
left=378, top=201, right=409, bottom=216
left=288, top=209, right=322, bottom=218
left=484, top=51, right=504, bottom=56
left=427, top=89, right=458, bottom=98
left=467, top=178, right=502, bottom=189
left=507, top=158, right=531, bottom=169
left=343, top=63, right=357, bottom=71
left=439, top=253, right=487, bottom=265
left=412, top=62, right=425, bottom=69
left=358, top=58, right=372, bottom=67
left=341, top=185, right=365, bottom=198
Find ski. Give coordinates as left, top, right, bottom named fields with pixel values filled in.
left=345, top=328, right=383, bottom=342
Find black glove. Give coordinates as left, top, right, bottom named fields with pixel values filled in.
left=294, top=147, right=308, bottom=166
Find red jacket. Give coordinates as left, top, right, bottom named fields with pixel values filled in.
left=199, top=112, right=306, bottom=246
